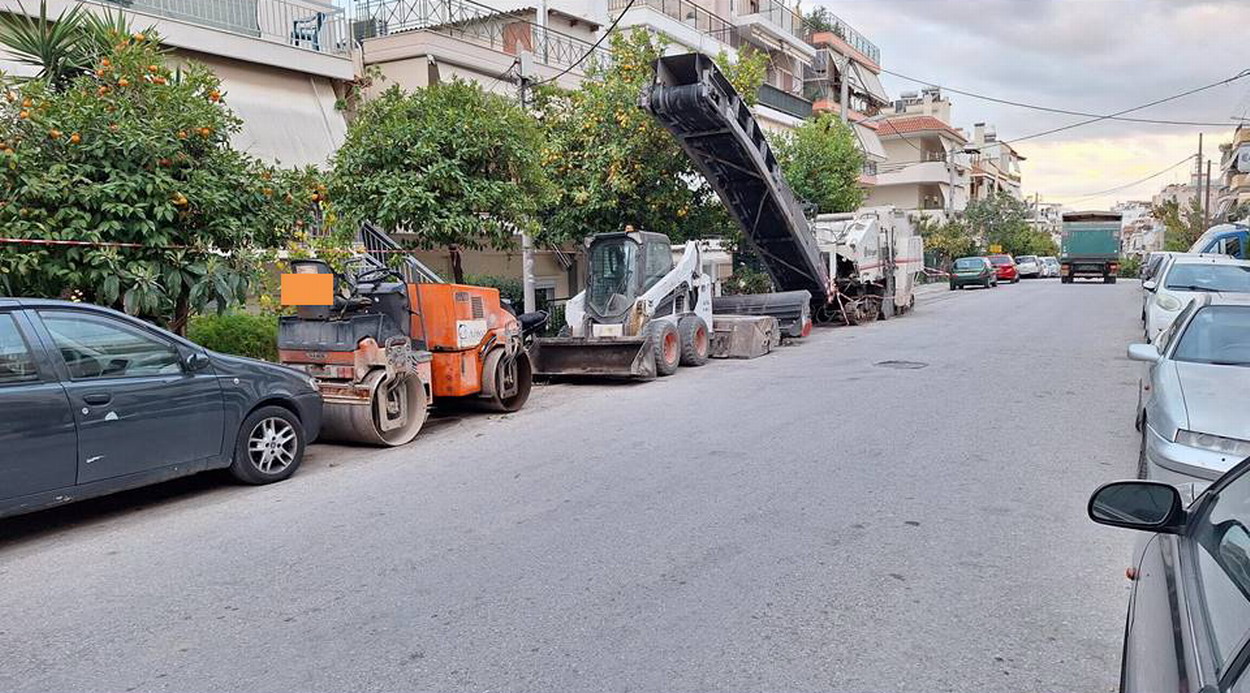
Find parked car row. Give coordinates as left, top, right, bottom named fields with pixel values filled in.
left=1095, top=245, right=1250, bottom=693
left=948, top=254, right=1061, bottom=290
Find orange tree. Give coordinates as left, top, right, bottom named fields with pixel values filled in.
left=0, top=30, right=320, bottom=333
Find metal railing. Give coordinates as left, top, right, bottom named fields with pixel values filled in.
left=734, top=0, right=805, bottom=41
left=355, top=0, right=611, bottom=71
left=803, top=9, right=879, bottom=64
left=98, top=0, right=350, bottom=54
left=756, top=83, right=811, bottom=120
left=608, top=0, right=738, bottom=46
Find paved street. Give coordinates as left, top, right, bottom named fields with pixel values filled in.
left=0, top=279, right=1142, bottom=693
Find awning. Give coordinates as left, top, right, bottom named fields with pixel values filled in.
left=849, top=62, right=890, bottom=105
left=853, top=122, right=888, bottom=162
left=213, top=63, right=346, bottom=168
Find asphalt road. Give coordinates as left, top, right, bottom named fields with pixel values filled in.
left=0, top=278, right=1144, bottom=693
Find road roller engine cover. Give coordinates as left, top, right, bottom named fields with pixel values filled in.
left=278, top=257, right=538, bottom=447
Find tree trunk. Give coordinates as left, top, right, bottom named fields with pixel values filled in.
left=170, top=290, right=191, bottom=337
left=449, top=244, right=465, bottom=284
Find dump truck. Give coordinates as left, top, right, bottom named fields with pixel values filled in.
left=1060, top=211, right=1122, bottom=283
left=278, top=224, right=547, bottom=446
left=812, top=207, right=924, bottom=324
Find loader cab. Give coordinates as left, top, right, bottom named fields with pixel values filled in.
left=584, top=231, right=673, bottom=321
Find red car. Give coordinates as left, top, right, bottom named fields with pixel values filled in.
left=986, top=254, right=1020, bottom=283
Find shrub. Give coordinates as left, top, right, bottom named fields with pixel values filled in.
left=723, top=266, right=774, bottom=295
left=1119, top=255, right=1142, bottom=279
left=187, top=312, right=277, bottom=361
left=465, top=274, right=524, bottom=307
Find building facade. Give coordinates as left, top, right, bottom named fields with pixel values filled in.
left=967, top=123, right=1024, bottom=201
left=1216, top=125, right=1250, bottom=222
left=1, top=0, right=354, bottom=167
left=863, top=88, right=970, bottom=221
left=1113, top=200, right=1163, bottom=258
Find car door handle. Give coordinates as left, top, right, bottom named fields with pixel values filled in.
left=82, top=393, right=112, bottom=406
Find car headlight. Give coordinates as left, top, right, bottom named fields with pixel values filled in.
left=1174, top=429, right=1250, bottom=456
left=1156, top=294, right=1183, bottom=312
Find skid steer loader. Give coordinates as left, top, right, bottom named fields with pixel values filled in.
left=532, top=230, right=712, bottom=378
left=278, top=225, right=546, bottom=446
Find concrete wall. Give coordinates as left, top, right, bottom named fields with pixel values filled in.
left=411, top=247, right=584, bottom=301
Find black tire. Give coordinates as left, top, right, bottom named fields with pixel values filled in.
left=1012, top=276, right=1020, bottom=284
left=949, top=282, right=956, bottom=291
left=1136, top=425, right=1148, bottom=479
left=677, top=315, right=710, bottom=367
left=983, top=279, right=991, bottom=288
left=229, top=405, right=305, bottom=485
left=648, top=320, right=681, bottom=377
left=1106, top=276, right=1117, bottom=284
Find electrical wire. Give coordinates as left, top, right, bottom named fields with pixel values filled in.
left=530, top=0, right=637, bottom=86
left=1003, top=70, right=1250, bottom=145
left=879, top=67, right=1241, bottom=128
left=1053, top=154, right=1196, bottom=204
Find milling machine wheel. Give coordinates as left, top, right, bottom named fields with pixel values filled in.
left=321, top=372, right=427, bottom=447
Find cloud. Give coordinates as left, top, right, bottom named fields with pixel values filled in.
left=817, top=0, right=1250, bottom=207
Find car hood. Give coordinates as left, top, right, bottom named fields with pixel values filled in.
left=1174, top=361, right=1250, bottom=440
left=208, top=351, right=312, bottom=388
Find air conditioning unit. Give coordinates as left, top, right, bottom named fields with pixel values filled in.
left=353, top=18, right=388, bottom=41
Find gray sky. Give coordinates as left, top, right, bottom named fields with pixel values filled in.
left=819, top=0, right=1250, bottom=208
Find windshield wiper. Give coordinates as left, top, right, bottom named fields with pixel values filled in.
left=1167, top=285, right=1222, bottom=292
left=1208, top=360, right=1250, bottom=366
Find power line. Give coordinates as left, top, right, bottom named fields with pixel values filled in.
left=1003, top=70, right=1250, bottom=145
left=1055, top=154, right=1196, bottom=204
left=879, top=67, right=1242, bottom=127
left=531, top=0, right=637, bottom=86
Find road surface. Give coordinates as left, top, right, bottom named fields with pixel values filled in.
left=0, top=279, right=1143, bottom=692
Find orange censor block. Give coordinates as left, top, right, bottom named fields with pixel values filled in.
left=281, top=273, right=333, bottom=306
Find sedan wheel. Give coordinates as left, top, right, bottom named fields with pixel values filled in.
left=230, top=405, right=306, bottom=484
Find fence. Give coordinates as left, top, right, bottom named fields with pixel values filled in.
left=99, top=0, right=351, bottom=54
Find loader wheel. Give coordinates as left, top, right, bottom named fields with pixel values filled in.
left=229, top=406, right=305, bottom=485
left=678, top=315, right=710, bottom=367
left=649, top=321, right=681, bottom=377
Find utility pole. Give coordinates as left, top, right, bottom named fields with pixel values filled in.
left=1197, top=133, right=1204, bottom=216
left=1205, top=159, right=1213, bottom=230
left=517, top=52, right=537, bottom=314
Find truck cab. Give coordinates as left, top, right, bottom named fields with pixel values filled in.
left=1188, top=223, right=1249, bottom=259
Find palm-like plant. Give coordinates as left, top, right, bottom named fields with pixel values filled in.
left=0, top=1, right=152, bottom=89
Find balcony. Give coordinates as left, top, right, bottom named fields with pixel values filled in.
left=729, top=0, right=814, bottom=57
left=607, top=0, right=738, bottom=46
left=99, top=0, right=349, bottom=54
left=803, top=11, right=879, bottom=65
left=756, top=83, right=812, bottom=120
left=356, top=0, right=611, bottom=71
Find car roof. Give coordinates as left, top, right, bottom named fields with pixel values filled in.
left=1166, top=254, right=1250, bottom=266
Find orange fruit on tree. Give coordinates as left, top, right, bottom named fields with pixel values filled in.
left=48, top=129, right=62, bottom=140
left=101, top=58, right=111, bottom=67
left=133, top=32, right=146, bottom=41
left=21, top=98, right=31, bottom=108
left=69, top=133, right=81, bottom=144
left=18, top=110, right=29, bottom=119
left=147, top=65, right=158, bottom=73
left=118, top=78, right=130, bottom=87
left=198, top=127, right=212, bottom=137
left=109, top=123, right=120, bottom=132
left=177, top=130, right=188, bottom=139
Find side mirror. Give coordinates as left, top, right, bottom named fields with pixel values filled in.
left=184, top=351, right=211, bottom=372
left=1127, top=343, right=1161, bottom=362
left=1088, top=480, right=1185, bottom=533
left=1143, top=280, right=1158, bottom=292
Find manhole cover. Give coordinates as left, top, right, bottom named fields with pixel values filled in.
left=874, top=360, right=929, bottom=370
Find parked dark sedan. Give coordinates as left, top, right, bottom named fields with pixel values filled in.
left=949, top=256, right=998, bottom=290
left=1088, top=457, right=1250, bottom=693
left=0, top=299, right=322, bottom=519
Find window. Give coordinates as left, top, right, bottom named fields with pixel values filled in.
left=0, top=314, right=39, bottom=385
left=1224, top=235, right=1243, bottom=258
left=1192, top=469, right=1250, bottom=671
left=642, top=241, right=674, bottom=291
left=40, top=311, right=181, bottom=380
left=1164, top=263, right=1250, bottom=293
left=1172, top=306, right=1250, bottom=366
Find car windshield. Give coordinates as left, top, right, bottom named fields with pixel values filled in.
left=1164, top=263, right=1250, bottom=293
left=988, top=256, right=1011, bottom=266
left=1018, top=256, right=1037, bottom=263
left=954, top=258, right=983, bottom=269
left=586, top=238, right=639, bottom=317
left=1172, top=306, right=1250, bottom=366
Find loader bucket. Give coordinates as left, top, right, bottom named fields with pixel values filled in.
left=532, top=337, right=656, bottom=379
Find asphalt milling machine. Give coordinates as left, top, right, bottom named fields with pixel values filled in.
left=533, top=52, right=922, bottom=379
left=278, top=224, right=549, bottom=446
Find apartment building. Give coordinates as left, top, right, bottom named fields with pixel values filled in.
left=863, top=88, right=970, bottom=220
left=967, top=123, right=1024, bottom=201
left=1216, top=125, right=1250, bottom=221
left=1027, top=199, right=1064, bottom=247
left=1113, top=201, right=1163, bottom=257
left=1152, top=166, right=1214, bottom=212
left=801, top=13, right=888, bottom=183
left=1, top=0, right=353, bottom=167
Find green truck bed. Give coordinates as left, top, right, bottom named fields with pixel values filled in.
left=1061, top=221, right=1121, bottom=258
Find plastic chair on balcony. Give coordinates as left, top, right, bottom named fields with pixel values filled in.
left=292, top=12, right=325, bottom=51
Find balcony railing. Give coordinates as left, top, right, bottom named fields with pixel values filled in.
left=98, top=0, right=350, bottom=54
left=756, top=83, right=811, bottom=120
left=607, top=0, right=738, bottom=46
left=356, top=0, right=611, bottom=71
left=803, top=9, right=879, bottom=64
left=731, top=0, right=806, bottom=42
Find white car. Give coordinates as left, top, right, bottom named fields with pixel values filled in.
left=1144, top=254, right=1250, bottom=342
left=1015, top=255, right=1043, bottom=278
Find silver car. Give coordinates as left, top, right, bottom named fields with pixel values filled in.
left=1130, top=293, right=1250, bottom=483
